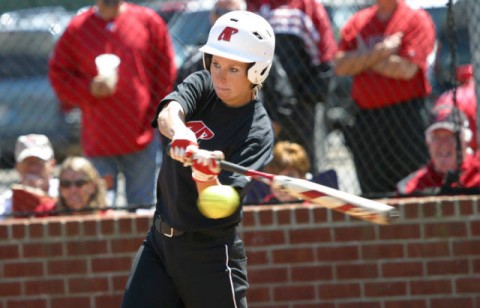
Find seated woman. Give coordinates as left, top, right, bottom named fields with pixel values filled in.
left=55, top=156, right=108, bottom=215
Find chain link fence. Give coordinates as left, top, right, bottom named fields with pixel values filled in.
left=0, top=0, right=478, bottom=206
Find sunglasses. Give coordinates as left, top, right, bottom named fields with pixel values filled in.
left=60, top=179, right=90, bottom=188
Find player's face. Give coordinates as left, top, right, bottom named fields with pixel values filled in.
left=210, top=55, right=254, bottom=107
left=59, top=169, right=96, bottom=211
left=427, top=129, right=460, bottom=174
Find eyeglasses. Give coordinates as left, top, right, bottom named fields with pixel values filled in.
left=60, top=179, right=90, bottom=188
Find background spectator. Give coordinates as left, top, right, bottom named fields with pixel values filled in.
left=335, top=0, right=436, bottom=196
left=55, top=156, right=108, bottom=215
left=434, top=64, right=477, bottom=151
left=48, top=0, right=176, bottom=208
left=248, top=0, right=338, bottom=173
left=397, top=105, right=480, bottom=196
left=244, top=140, right=339, bottom=204
left=0, top=134, right=57, bottom=219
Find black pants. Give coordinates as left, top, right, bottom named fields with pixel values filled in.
left=343, top=98, right=430, bottom=197
left=121, top=216, right=248, bottom=308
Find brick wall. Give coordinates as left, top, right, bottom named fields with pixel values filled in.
left=1, top=196, right=480, bottom=308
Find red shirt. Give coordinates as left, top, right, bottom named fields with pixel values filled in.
left=435, top=80, right=478, bottom=150
left=247, top=0, right=337, bottom=63
left=338, top=1, right=435, bottom=109
left=397, top=152, right=480, bottom=195
left=49, top=3, right=176, bottom=156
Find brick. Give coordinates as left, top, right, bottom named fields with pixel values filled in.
left=361, top=244, right=404, bottom=259
left=473, top=259, right=480, bottom=273
left=453, top=239, right=480, bottom=256
left=294, top=206, right=312, bottom=224
left=273, top=248, right=315, bottom=264
left=100, top=218, right=115, bottom=235
left=4, top=262, right=44, bottom=277
left=23, top=242, right=63, bottom=258
left=456, top=277, right=480, bottom=293
left=289, top=227, right=330, bottom=244
left=258, top=208, right=274, bottom=225
left=51, top=297, right=91, bottom=308
left=291, top=265, right=333, bottom=281
left=274, top=285, right=315, bottom=301
left=243, top=230, right=286, bottom=247
left=12, top=223, right=26, bottom=239
left=91, top=256, right=132, bottom=273
left=25, top=279, right=65, bottom=295
left=365, top=281, right=407, bottom=297
left=28, top=221, right=45, bottom=238
left=117, top=216, right=134, bottom=233
left=458, top=199, right=474, bottom=215
left=410, top=279, right=452, bottom=295
left=47, top=221, right=63, bottom=237
left=249, top=267, right=288, bottom=284
left=430, top=297, right=473, bottom=308
left=318, top=283, right=361, bottom=299
left=65, top=220, right=81, bottom=236
left=403, top=203, right=421, bottom=219
left=241, top=209, right=255, bottom=227
left=135, top=215, right=152, bottom=232
left=382, top=261, right=423, bottom=278
left=312, top=206, right=328, bottom=223
left=0, top=224, right=8, bottom=238
left=471, top=220, right=480, bottom=236
left=83, top=219, right=98, bottom=236
left=7, top=299, right=47, bottom=308
left=112, top=274, right=129, bottom=291
left=69, top=277, right=109, bottom=293
left=384, top=299, right=427, bottom=308
left=0, top=282, right=21, bottom=296
left=111, top=238, right=143, bottom=253
left=379, top=224, right=421, bottom=240
left=317, top=246, right=359, bottom=262
left=424, top=222, right=467, bottom=238
left=245, top=250, right=269, bottom=265
left=337, top=263, right=378, bottom=279
left=95, top=295, right=123, bottom=308
left=427, top=259, right=469, bottom=275
left=334, top=226, right=375, bottom=242
left=0, top=244, right=20, bottom=259
left=407, top=242, right=450, bottom=258
left=247, top=286, right=271, bottom=303
left=338, top=302, right=381, bottom=308
left=66, top=239, right=108, bottom=256
left=47, top=259, right=88, bottom=275
left=276, top=207, right=293, bottom=225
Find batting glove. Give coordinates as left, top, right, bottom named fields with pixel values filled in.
left=191, top=150, right=224, bottom=182
left=170, top=130, right=198, bottom=166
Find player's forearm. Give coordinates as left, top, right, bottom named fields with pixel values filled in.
left=371, top=55, right=419, bottom=79
left=334, top=48, right=386, bottom=76
left=157, top=101, right=188, bottom=139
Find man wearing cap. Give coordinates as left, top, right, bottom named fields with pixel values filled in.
left=0, top=134, right=58, bottom=219
left=397, top=105, right=480, bottom=196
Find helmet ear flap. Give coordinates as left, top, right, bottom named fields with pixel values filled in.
left=203, top=53, right=213, bottom=71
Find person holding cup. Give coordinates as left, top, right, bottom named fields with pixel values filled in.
left=48, top=0, right=177, bottom=208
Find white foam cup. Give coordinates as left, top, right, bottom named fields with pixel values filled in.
left=95, top=54, right=121, bottom=89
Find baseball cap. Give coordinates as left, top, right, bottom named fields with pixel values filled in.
left=15, top=134, right=54, bottom=163
left=425, top=105, right=469, bottom=136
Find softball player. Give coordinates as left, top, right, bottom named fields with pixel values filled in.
left=121, top=11, right=275, bottom=308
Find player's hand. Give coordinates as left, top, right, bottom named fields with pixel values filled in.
left=191, top=150, right=224, bottom=182
left=90, top=76, right=116, bottom=97
left=170, top=129, right=198, bottom=166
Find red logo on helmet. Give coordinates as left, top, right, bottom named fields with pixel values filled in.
left=218, top=27, right=239, bottom=42
left=186, top=121, right=214, bottom=140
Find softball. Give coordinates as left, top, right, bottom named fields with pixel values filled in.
left=197, top=185, right=240, bottom=219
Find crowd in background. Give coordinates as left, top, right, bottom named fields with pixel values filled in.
left=0, top=0, right=478, bottom=220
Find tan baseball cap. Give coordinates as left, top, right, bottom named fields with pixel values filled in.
left=15, top=134, right=54, bottom=163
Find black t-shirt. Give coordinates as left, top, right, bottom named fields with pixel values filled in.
left=151, top=71, right=274, bottom=231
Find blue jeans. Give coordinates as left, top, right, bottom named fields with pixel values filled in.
left=88, top=136, right=161, bottom=208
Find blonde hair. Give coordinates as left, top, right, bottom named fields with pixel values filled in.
left=266, top=141, right=310, bottom=176
left=57, top=156, right=107, bottom=212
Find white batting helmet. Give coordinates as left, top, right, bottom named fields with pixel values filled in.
left=199, top=10, right=275, bottom=85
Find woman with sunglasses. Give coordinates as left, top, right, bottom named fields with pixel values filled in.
left=56, top=156, right=108, bottom=215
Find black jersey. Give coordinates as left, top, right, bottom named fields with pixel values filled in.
left=151, top=71, right=274, bottom=231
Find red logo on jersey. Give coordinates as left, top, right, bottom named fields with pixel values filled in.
left=186, top=121, right=214, bottom=140
left=218, top=27, right=239, bottom=42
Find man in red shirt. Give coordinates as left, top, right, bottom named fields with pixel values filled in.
left=397, top=105, right=480, bottom=196
left=247, top=0, right=337, bottom=173
left=434, top=64, right=477, bottom=151
left=49, top=0, right=176, bottom=207
left=335, top=0, right=436, bottom=196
